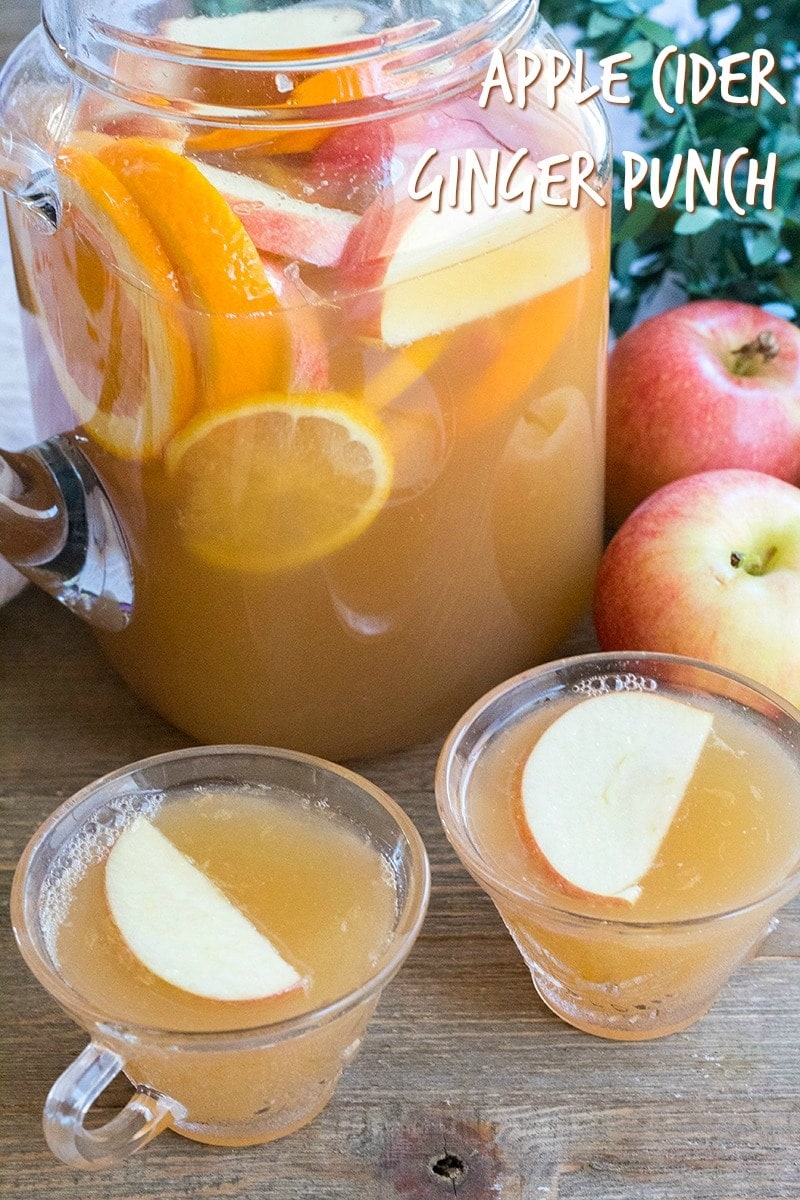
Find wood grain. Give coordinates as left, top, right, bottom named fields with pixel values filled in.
left=2, top=590, right=799, bottom=1200
left=1, top=4, right=799, bottom=1197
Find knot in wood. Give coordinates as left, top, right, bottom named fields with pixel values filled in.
left=429, top=1152, right=468, bottom=1184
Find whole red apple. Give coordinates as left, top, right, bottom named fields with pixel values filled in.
left=606, top=300, right=800, bottom=527
left=593, top=469, right=800, bottom=709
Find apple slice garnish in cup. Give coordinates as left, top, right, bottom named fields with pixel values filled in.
left=517, top=691, right=714, bottom=904
left=106, top=817, right=304, bottom=1001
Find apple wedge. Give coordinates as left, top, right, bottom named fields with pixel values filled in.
left=192, top=160, right=359, bottom=268
left=519, top=691, right=714, bottom=903
left=105, top=817, right=304, bottom=1001
left=161, top=5, right=367, bottom=50
left=339, top=166, right=591, bottom=346
left=259, top=257, right=330, bottom=390
left=304, top=120, right=396, bottom=213
left=303, top=104, right=506, bottom=215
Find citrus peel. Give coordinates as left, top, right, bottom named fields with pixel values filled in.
left=18, top=145, right=194, bottom=459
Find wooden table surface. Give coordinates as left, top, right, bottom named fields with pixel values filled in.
left=1, top=5, right=799, bottom=1197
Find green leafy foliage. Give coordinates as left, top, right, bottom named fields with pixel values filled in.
left=548, top=0, right=800, bottom=331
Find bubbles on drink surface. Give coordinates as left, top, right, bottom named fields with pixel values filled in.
left=38, top=785, right=402, bottom=1031
left=572, top=672, right=658, bottom=697
left=40, top=790, right=164, bottom=964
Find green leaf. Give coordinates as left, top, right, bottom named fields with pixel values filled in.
left=743, top=227, right=781, bottom=265
left=623, top=38, right=655, bottom=69
left=776, top=266, right=800, bottom=303
left=632, top=16, right=676, bottom=48
left=613, top=197, right=661, bottom=242
left=614, top=238, right=641, bottom=280
left=587, top=12, right=622, bottom=37
left=758, top=205, right=787, bottom=232
left=674, top=207, right=723, bottom=235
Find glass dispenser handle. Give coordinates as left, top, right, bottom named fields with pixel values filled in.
left=0, top=129, right=60, bottom=231
left=0, top=436, right=134, bottom=631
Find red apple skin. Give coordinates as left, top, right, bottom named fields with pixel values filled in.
left=305, top=102, right=507, bottom=224
left=229, top=193, right=356, bottom=269
left=335, top=189, right=413, bottom=337
left=304, top=120, right=396, bottom=213
left=593, top=469, right=800, bottom=708
left=606, top=301, right=800, bottom=528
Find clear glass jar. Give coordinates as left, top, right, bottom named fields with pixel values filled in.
left=0, top=0, right=610, bottom=759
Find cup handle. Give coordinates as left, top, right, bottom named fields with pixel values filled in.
left=43, top=1042, right=185, bottom=1169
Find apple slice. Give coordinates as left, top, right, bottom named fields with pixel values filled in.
left=303, top=104, right=504, bottom=216
left=161, top=6, right=368, bottom=50
left=105, top=817, right=304, bottom=1001
left=304, top=120, right=396, bottom=213
left=519, top=691, right=714, bottom=903
left=340, top=165, right=591, bottom=345
left=259, top=256, right=330, bottom=391
left=191, top=160, right=358, bottom=268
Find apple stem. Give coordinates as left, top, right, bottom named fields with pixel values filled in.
left=730, top=330, right=780, bottom=376
left=730, top=546, right=777, bottom=575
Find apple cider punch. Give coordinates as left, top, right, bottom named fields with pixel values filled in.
left=47, top=790, right=398, bottom=1034
left=1, top=0, right=611, bottom=758
left=11, top=748, right=430, bottom=1162
left=436, top=654, right=800, bottom=1040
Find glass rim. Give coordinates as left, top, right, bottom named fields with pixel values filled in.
left=436, top=650, right=800, bottom=931
left=11, top=743, right=431, bottom=1049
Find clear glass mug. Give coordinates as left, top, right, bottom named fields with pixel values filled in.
left=11, top=746, right=430, bottom=1168
left=0, top=0, right=610, bottom=759
left=436, top=653, right=800, bottom=1040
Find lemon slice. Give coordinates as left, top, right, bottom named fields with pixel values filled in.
left=165, top=394, right=393, bottom=573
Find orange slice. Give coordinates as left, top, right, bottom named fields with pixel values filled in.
left=359, top=334, right=451, bottom=500
left=97, top=138, right=285, bottom=408
left=457, top=276, right=582, bottom=435
left=361, top=334, right=448, bottom=412
left=186, top=66, right=365, bottom=157
left=16, top=146, right=193, bottom=459
left=165, top=394, right=393, bottom=573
